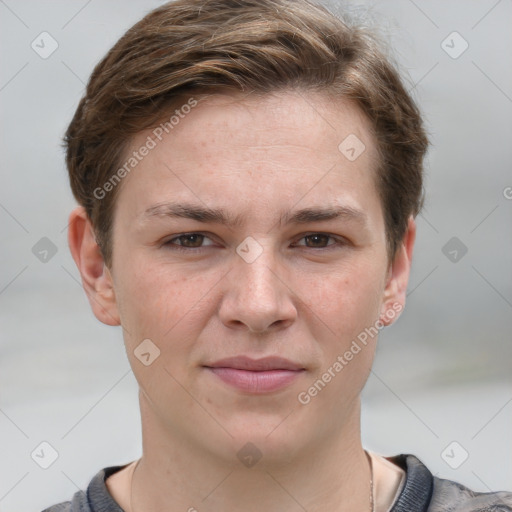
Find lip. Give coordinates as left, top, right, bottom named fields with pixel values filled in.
left=206, top=356, right=305, bottom=371
left=204, top=356, right=305, bottom=393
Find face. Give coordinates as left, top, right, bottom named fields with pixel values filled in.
left=84, top=91, right=412, bottom=464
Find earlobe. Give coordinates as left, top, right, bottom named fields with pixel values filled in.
left=379, top=216, right=416, bottom=326
left=68, top=206, right=120, bottom=326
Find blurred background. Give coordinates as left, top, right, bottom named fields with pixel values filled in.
left=1, top=0, right=511, bottom=510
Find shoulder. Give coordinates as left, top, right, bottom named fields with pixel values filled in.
left=429, top=475, right=512, bottom=512
left=40, top=465, right=127, bottom=512
left=41, top=502, right=74, bottom=512
left=41, top=490, right=86, bottom=512
left=388, top=453, right=512, bottom=512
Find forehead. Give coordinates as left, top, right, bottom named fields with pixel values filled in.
left=113, top=90, right=382, bottom=227
left=175, top=90, right=376, bottom=155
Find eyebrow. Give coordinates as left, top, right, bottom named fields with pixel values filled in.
left=140, top=202, right=368, bottom=228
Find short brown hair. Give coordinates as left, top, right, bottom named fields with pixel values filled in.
left=65, top=0, right=429, bottom=267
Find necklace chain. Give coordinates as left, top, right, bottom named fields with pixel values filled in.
left=130, top=451, right=375, bottom=512
left=129, top=459, right=139, bottom=512
left=366, top=450, right=375, bottom=512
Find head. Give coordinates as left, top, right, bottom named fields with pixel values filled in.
left=67, top=0, right=428, bottom=465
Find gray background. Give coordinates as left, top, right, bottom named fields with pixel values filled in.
left=1, top=0, right=511, bottom=511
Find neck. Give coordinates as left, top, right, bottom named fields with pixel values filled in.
left=131, top=392, right=372, bottom=512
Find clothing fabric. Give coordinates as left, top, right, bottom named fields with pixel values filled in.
left=41, top=454, right=512, bottom=512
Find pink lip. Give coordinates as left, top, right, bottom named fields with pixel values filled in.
left=204, top=356, right=305, bottom=393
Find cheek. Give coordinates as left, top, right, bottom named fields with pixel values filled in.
left=114, top=256, right=215, bottom=351
left=301, top=269, right=384, bottom=406
left=299, top=262, right=385, bottom=341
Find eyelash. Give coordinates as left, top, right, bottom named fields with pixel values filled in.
left=162, top=232, right=347, bottom=253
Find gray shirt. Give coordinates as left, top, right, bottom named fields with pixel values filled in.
left=41, top=454, right=512, bottom=512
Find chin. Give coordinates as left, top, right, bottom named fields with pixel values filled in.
left=212, top=412, right=313, bottom=466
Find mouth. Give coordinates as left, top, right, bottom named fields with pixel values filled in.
left=203, top=356, right=306, bottom=393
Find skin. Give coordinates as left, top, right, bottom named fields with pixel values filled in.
left=68, top=90, right=415, bottom=512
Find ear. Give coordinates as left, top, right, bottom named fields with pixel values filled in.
left=67, top=206, right=120, bottom=326
left=379, top=215, right=416, bottom=326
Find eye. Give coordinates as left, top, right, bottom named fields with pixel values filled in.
left=163, top=233, right=216, bottom=250
left=162, top=232, right=346, bottom=252
left=294, top=233, right=344, bottom=249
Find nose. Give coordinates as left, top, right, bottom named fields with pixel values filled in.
left=218, top=243, right=297, bottom=334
